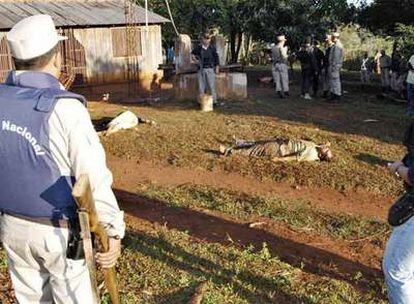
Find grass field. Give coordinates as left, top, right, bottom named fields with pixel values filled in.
left=0, top=68, right=408, bottom=303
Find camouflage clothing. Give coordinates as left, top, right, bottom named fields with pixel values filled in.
left=227, top=138, right=320, bottom=162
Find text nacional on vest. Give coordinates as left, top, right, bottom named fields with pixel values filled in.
left=2, top=120, right=45, bottom=156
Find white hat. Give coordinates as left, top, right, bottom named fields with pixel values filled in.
left=7, top=15, right=67, bottom=60
left=277, top=35, right=287, bottom=42
left=332, top=32, right=340, bottom=38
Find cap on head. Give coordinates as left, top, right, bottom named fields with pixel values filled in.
left=203, top=33, right=212, bottom=40
left=277, top=35, right=287, bottom=42
left=332, top=32, right=340, bottom=38
left=7, top=15, right=67, bottom=60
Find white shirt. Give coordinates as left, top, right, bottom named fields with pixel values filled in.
left=361, top=58, right=369, bottom=71
left=16, top=71, right=125, bottom=238
left=407, top=55, right=414, bottom=85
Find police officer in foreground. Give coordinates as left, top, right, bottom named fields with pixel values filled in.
left=0, top=15, right=125, bottom=303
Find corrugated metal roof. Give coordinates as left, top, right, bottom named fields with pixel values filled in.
left=0, top=1, right=170, bottom=29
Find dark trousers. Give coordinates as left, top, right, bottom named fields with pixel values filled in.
left=312, top=71, right=320, bottom=95
left=408, top=83, right=414, bottom=116
left=301, top=69, right=312, bottom=95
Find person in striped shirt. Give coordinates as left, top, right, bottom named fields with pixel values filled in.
left=219, top=137, right=333, bottom=162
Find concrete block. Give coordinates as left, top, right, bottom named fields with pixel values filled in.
left=174, top=72, right=247, bottom=101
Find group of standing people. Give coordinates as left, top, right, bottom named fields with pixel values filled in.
left=361, top=49, right=414, bottom=117
left=362, top=48, right=409, bottom=96
left=271, top=32, right=344, bottom=103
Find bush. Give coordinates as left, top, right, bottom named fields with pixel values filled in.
left=395, top=24, right=414, bottom=58
left=338, top=24, right=392, bottom=71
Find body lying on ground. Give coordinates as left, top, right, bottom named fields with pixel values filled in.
left=219, top=137, right=333, bottom=162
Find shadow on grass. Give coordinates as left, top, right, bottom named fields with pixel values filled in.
left=355, top=153, right=391, bottom=167
left=124, top=229, right=308, bottom=304
left=127, top=69, right=408, bottom=145
left=141, top=284, right=200, bottom=304
left=116, top=189, right=384, bottom=297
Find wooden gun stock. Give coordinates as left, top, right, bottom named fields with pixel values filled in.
left=72, top=174, right=120, bottom=304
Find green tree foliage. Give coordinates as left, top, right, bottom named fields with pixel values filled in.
left=337, top=24, right=392, bottom=70
left=137, top=0, right=354, bottom=62
left=395, top=24, right=414, bottom=58
left=361, top=0, right=414, bottom=35
left=245, top=0, right=351, bottom=47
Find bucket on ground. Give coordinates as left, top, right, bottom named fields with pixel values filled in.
left=199, top=94, right=213, bottom=112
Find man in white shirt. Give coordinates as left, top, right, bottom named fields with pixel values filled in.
left=271, top=35, right=290, bottom=99
left=407, top=55, right=414, bottom=117
left=0, top=15, right=125, bottom=303
left=328, top=32, right=344, bottom=102
left=361, top=52, right=370, bottom=84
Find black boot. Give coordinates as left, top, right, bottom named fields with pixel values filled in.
left=328, top=94, right=341, bottom=103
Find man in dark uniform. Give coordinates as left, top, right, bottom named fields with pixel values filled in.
left=296, top=38, right=318, bottom=100
left=310, top=40, right=325, bottom=97
left=322, top=35, right=333, bottom=98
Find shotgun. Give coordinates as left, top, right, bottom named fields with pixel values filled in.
left=72, top=174, right=120, bottom=304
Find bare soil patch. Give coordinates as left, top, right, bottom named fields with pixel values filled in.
left=110, top=156, right=393, bottom=220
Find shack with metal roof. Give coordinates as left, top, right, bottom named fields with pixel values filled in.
left=0, top=0, right=169, bottom=90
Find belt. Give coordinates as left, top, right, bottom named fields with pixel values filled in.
left=202, top=66, right=214, bottom=69
left=1, top=212, right=69, bottom=228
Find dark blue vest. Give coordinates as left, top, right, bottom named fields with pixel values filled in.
left=0, top=71, right=86, bottom=220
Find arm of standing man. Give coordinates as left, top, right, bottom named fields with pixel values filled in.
left=335, top=45, right=344, bottom=70
left=55, top=99, right=125, bottom=268
left=191, top=45, right=201, bottom=63
left=388, top=161, right=413, bottom=186
left=212, top=46, right=220, bottom=74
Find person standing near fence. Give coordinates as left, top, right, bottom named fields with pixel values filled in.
left=297, top=39, right=317, bottom=101
left=391, top=48, right=402, bottom=92
left=374, top=50, right=382, bottom=75
left=271, top=35, right=290, bottom=99
left=328, top=32, right=344, bottom=102
left=407, top=55, right=414, bottom=117
left=322, top=35, right=333, bottom=98
left=191, top=33, right=220, bottom=106
left=380, top=50, right=392, bottom=93
left=360, top=52, right=370, bottom=84
left=310, top=40, right=324, bottom=97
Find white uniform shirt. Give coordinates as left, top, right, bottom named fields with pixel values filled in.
left=361, top=58, right=369, bottom=71
left=407, top=55, right=414, bottom=85
left=329, top=41, right=344, bottom=71
left=16, top=71, right=126, bottom=238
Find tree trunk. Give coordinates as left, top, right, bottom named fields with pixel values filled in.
left=229, top=29, right=237, bottom=64
left=235, top=32, right=243, bottom=63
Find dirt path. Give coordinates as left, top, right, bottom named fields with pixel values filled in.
left=119, top=190, right=383, bottom=292
left=109, top=156, right=393, bottom=220
left=110, top=155, right=388, bottom=290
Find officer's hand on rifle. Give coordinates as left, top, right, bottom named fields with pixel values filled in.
left=96, top=237, right=122, bottom=269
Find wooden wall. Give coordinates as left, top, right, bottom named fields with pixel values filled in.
left=73, top=25, right=163, bottom=84
left=0, top=32, right=13, bottom=82
left=0, top=24, right=163, bottom=85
